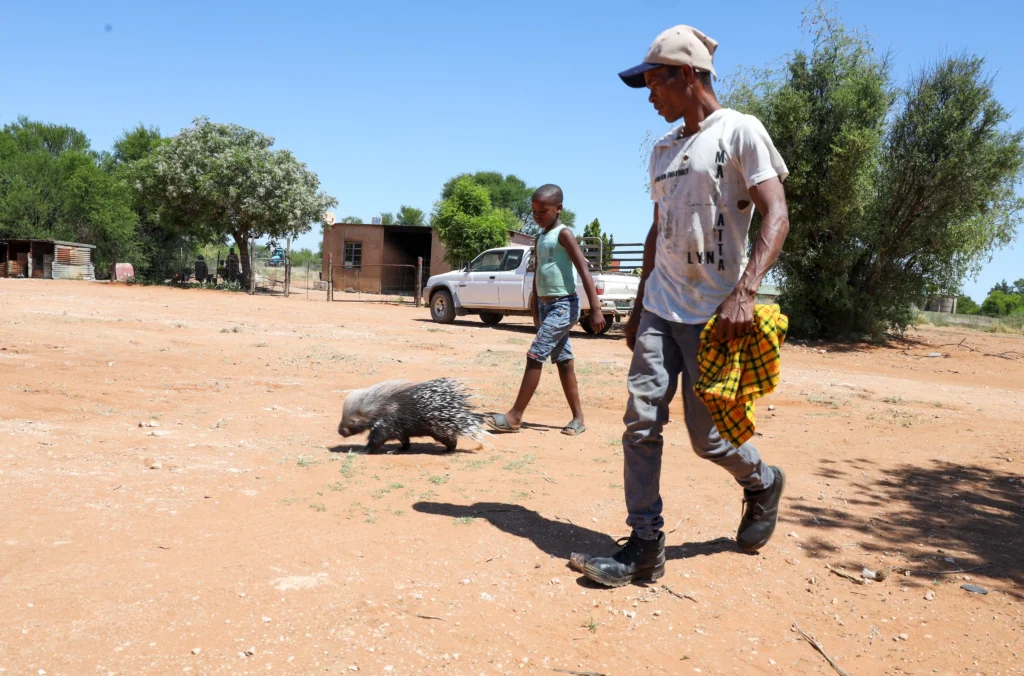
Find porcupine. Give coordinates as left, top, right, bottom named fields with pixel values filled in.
left=337, top=378, right=490, bottom=453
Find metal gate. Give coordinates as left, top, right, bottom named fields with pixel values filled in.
left=253, top=257, right=289, bottom=295
left=578, top=236, right=644, bottom=274
left=328, top=258, right=423, bottom=305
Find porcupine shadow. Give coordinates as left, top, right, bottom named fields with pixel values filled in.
left=328, top=442, right=475, bottom=457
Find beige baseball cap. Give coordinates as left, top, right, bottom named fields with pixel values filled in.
left=618, top=25, right=718, bottom=88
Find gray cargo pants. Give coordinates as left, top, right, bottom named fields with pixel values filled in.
left=624, top=310, right=774, bottom=540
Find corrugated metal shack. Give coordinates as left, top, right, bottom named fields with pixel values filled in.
left=0, top=239, right=96, bottom=280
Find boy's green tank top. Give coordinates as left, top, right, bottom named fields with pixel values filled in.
left=535, top=224, right=576, bottom=298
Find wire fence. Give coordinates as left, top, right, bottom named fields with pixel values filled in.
left=252, top=257, right=288, bottom=295
left=129, top=255, right=245, bottom=287
left=253, top=258, right=332, bottom=299
left=328, top=261, right=423, bottom=305
left=293, top=260, right=330, bottom=298
left=115, top=251, right=437, bottom=304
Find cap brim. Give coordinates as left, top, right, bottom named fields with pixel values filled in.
left=618, top=62, right=660, bottom=88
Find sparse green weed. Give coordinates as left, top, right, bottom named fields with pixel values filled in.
left=503, top=454, right=536, bottom=471
left=807, top=393, right=843, bottom=409
left=340, top=454, right=357, bottom=478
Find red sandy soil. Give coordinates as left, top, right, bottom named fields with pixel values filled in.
left=1, top=280, right=1022, bottom=676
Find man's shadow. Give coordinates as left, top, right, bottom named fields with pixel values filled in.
left=412, top=501, right=741, bottom=562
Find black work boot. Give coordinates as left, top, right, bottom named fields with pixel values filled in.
left=582, top=531, right=666, bottom=588
left=737, top=466, right=786, bottom=552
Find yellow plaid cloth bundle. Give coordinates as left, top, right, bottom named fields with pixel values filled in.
left=694, top=304, right=788, bottom=447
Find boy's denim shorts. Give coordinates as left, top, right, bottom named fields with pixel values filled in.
left=528, top=295, right=580, bottom=364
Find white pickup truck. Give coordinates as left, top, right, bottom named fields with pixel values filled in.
left=422, top=245, right=639, bottom=335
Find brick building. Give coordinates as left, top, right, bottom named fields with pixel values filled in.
left=321, top=224, right=534, bottom=295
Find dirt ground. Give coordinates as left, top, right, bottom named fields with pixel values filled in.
left=1, top=280, right=1022, bottom=676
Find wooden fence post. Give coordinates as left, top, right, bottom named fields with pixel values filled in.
left=415, top=257, right=423, bottom=307
left=285, top=237, right=291, bottom=298
left=249, top=236, right=256, bottom=295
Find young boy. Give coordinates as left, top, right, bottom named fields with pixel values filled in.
left=486, top=184, right=605, bottom=436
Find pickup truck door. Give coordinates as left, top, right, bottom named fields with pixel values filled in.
left=455, top=250, right=505, bottom=307
left=496, top=249, right=527, bottom=309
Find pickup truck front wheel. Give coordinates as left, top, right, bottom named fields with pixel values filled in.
left=480, top=312, right=503, bottom=326
left=430, top=289, right=456, bottom=324
left=580, top=313, right=615, bottom=336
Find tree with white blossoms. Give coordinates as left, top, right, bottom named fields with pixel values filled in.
left=133, top=116, right=336, bottom=282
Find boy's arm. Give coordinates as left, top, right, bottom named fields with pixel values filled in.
left=531, top=250, right=539, bottom=322
left=558, top=228, right=605, bottom=333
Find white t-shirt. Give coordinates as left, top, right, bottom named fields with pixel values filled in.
left=643, top=108, right=788, bottom=324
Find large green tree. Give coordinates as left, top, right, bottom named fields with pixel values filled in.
left=437, top=171, right=579, bottom=235
left=441, top=172, right=533, bottom=224
left=0, top=117, right=137, bottom=274
left=723, top=6, right=1024, bottom=338
left=102, top=124, right=195, bottom=280
left=990, top=279, right=1013, bottom=294
left=956, top=295, right=981, bottom=315
left=980, top=289, right=1022, bottom=316
left=558, top=208, right=577, bottom=230
left=432, top=177, right=510, bottom=266
left=394, top=205, right=425, bottom=226
left=133, top=117, right=336, bottom=282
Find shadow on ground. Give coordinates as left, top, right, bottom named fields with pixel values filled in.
left=412, top=501, right=742, bottom=563
left=784, top=333, right=943, bottom=355
left=480, top=421, right=567, bottom=433
left=412, top=317, right=623, bottom=340
left=327, top=443, right=473, bottom=457
left=785, top=458, right=1023, bottom=590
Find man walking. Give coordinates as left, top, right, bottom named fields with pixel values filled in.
left=582, top=25, right=791, bottom=587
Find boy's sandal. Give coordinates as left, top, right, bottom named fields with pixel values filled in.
left=561, top=420, right=586, bottom=436
left=486, top=414, right=521, bottom=433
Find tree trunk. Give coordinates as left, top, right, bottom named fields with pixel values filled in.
left=285, top=237, right=291, bottom=297
left=234, top=231, right=251, bottom=286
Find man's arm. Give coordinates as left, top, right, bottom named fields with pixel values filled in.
left=715, top=176, right=789, bottom=341
left=624, top=204, right=659, bottom=350
left=558, top=228, right=605, bottom=333
left=634, top=204, right=659, bottom=313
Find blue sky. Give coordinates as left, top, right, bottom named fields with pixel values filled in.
left=2, top=0, right=1021, bottom=300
